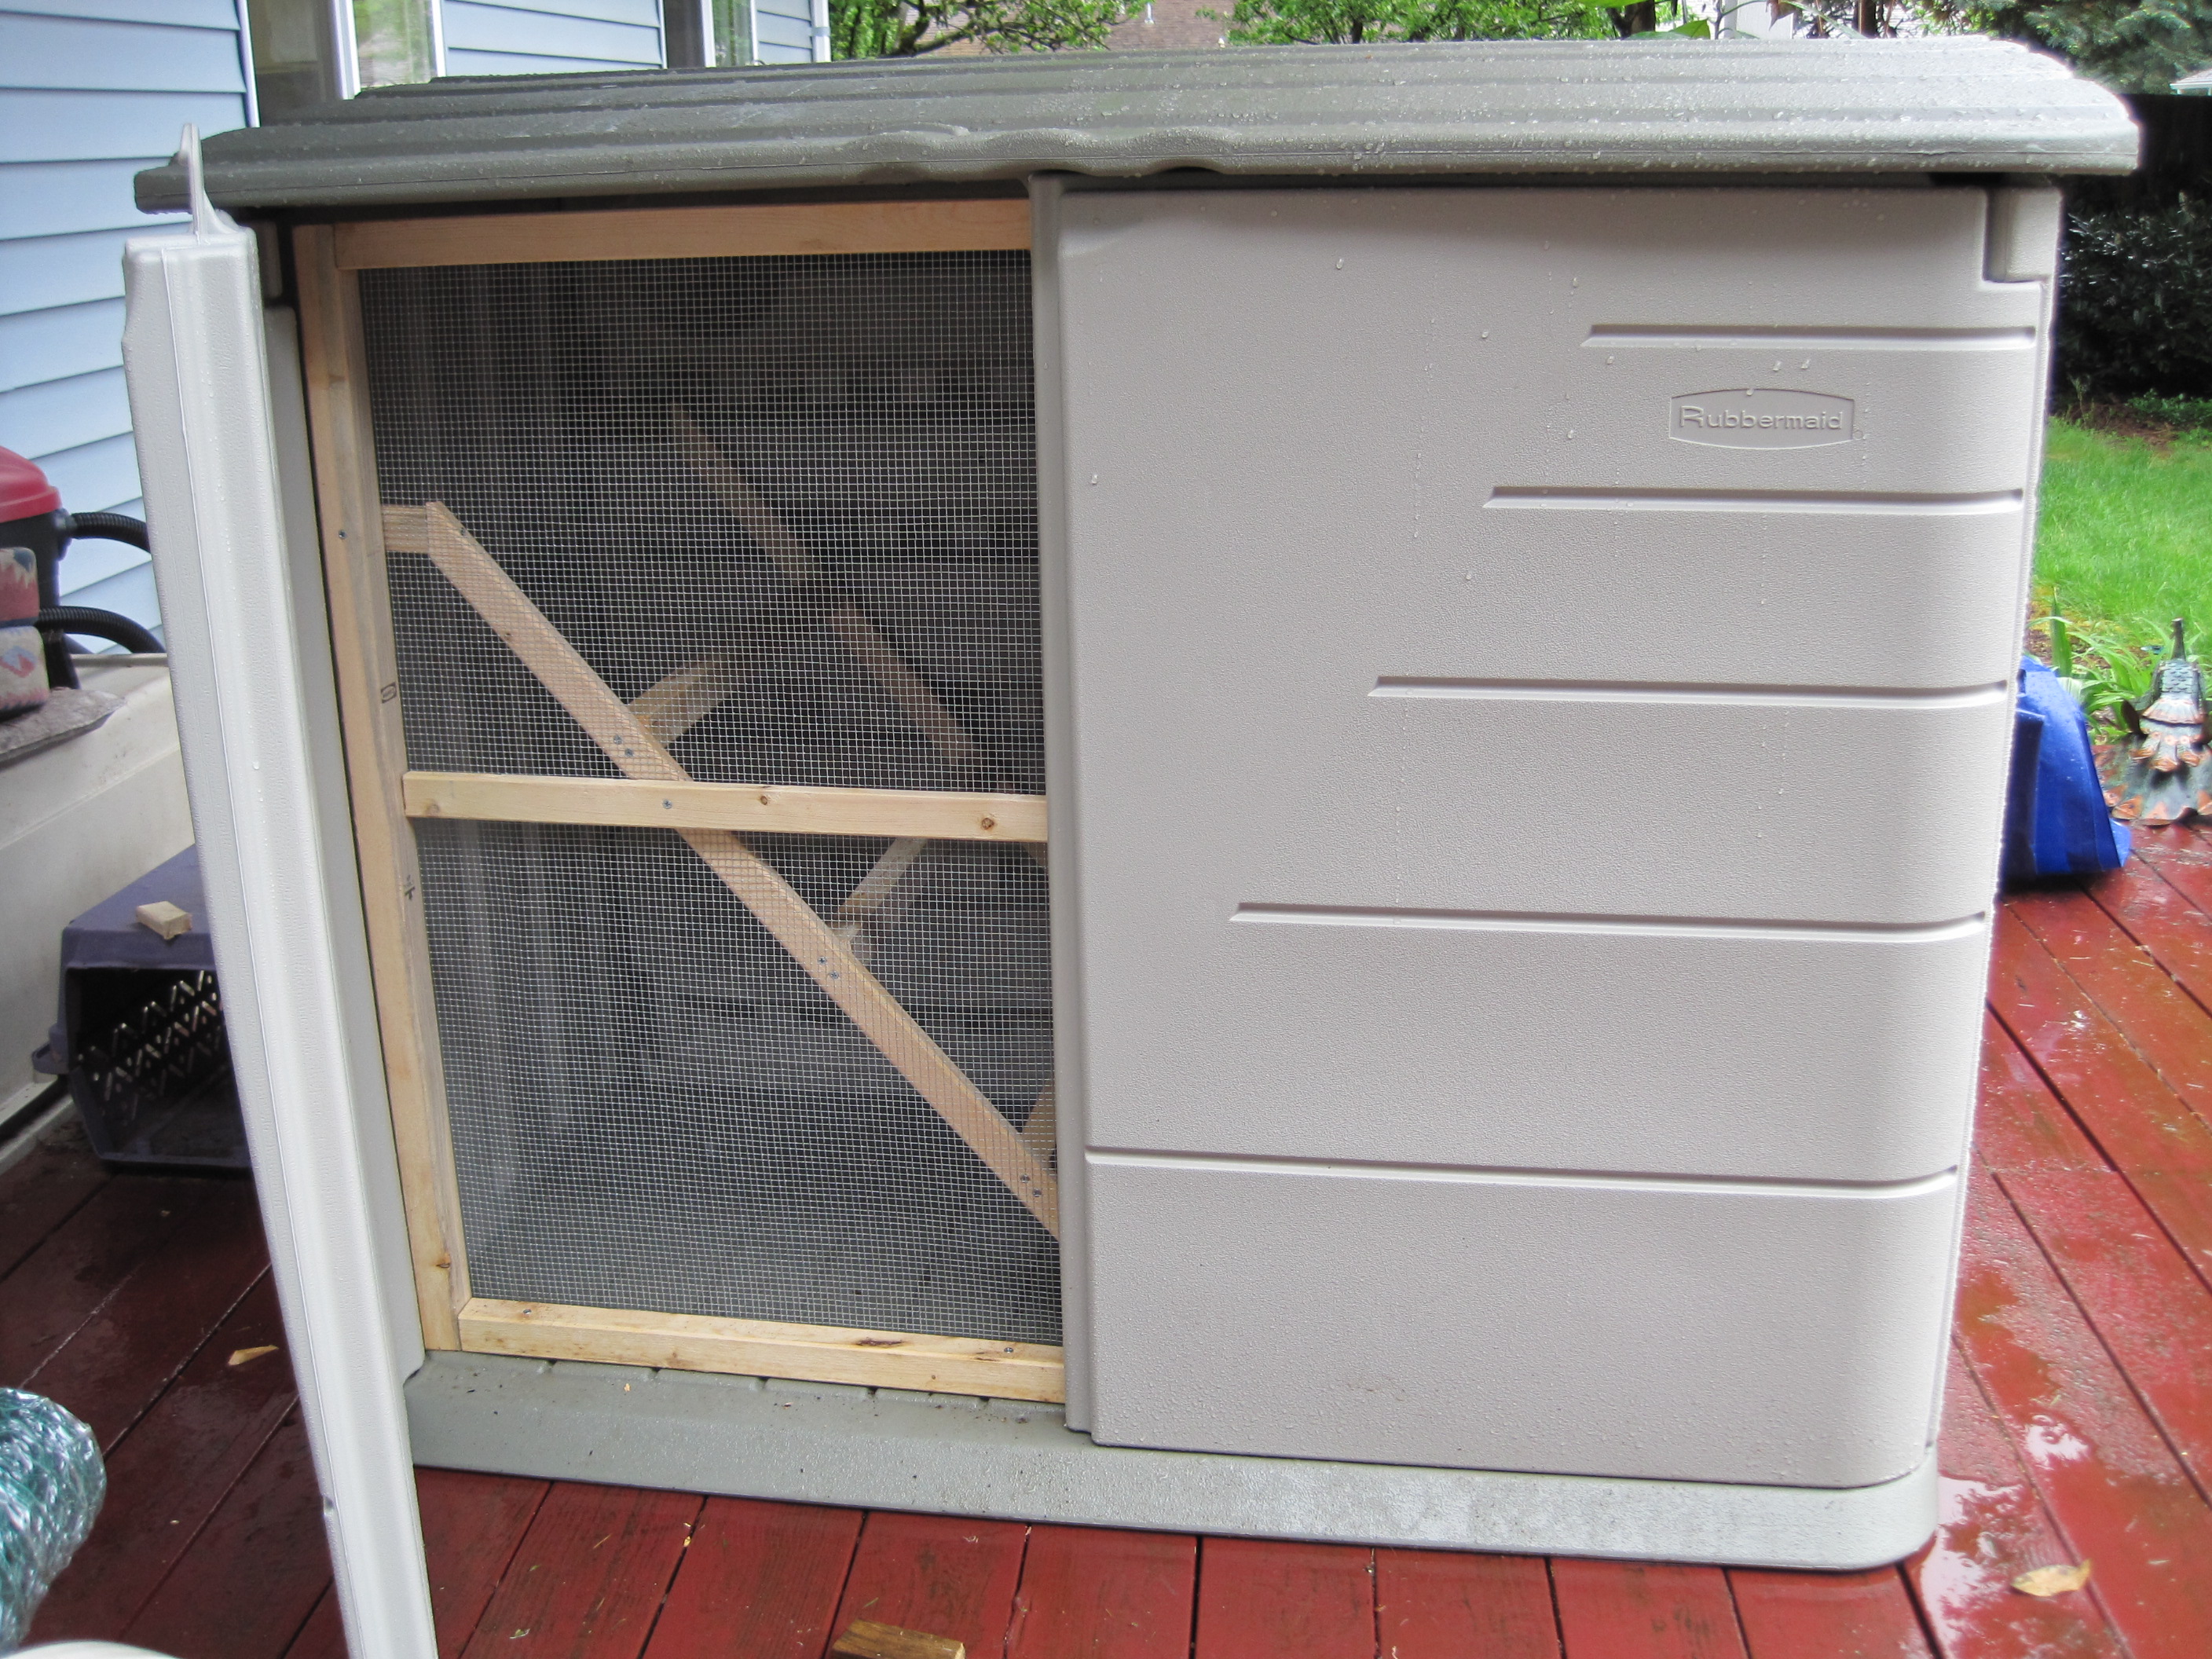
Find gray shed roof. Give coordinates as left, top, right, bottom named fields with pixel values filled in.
left=138, top=39, right=2137, bottom=216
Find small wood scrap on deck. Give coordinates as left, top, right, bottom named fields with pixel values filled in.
left=832, top=1618, right=967, bottom=1659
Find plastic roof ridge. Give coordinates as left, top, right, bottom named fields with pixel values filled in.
left=138, top=38, right=2140, bottom=214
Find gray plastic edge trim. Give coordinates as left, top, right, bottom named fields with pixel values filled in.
left=408, top=1350, right=1939, bottom=1571
left=1028, top=172, right=1093, bottom=1432
left=137, top=42, right=2139, bottom=214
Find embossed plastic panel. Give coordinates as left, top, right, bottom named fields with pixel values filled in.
left=1085, top=1158, right=1961, bottom=1489
left=1055, top=187, right=2044, bottom=1479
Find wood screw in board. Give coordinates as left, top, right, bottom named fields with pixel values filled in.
left=831, top=1621, right=965, bottom=1659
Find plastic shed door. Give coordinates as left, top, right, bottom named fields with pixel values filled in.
left=1055, top=187, right=2046, bottom=1487
left=121, top=160, right=438, bottom=1656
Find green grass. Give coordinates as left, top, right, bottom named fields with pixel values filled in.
left=2033, top=418, right=2212, bottom=659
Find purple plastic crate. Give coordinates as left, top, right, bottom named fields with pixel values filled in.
left=33, top=847, right=246, bottom=1169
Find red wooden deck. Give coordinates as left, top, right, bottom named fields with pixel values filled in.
left=13, top=830, right=2212, bottom=1657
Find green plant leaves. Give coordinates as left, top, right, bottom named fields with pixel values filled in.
left=1209, top=0, right=1614, bottom=44
left=2042, top=607, right=2171, bottom=733
left=831, top=0, right=1133, bottom=56
left=2057, top=196, right=2212, bottom=403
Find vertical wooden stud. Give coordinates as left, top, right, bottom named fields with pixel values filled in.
left=295, top=224, right=471, bottom=1347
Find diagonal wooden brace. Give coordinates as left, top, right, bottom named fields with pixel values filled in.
left=671, top=405, right=979, bottom=768
left=630, top=654, right=753, bottom=744
left=668, top=408, right=1047, bottom=921
left=413, top=501, right=1059, bottom=1235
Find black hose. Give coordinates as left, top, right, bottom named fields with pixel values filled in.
left=39, top=606, right=163, bottom=656
left=64, top=512, right=149, bottom=553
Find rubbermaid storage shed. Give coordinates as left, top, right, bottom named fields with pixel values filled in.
left=123, top=40, right=2134, bottom=1651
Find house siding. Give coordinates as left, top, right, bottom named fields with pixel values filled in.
left=441, top=0, right=665, bottom=76
left=753, top=0, right=813, bottom=63
left=0, top=0, right=254, bottom=638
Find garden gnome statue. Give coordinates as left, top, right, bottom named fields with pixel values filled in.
left=2103, top=619, right=2212, bottom=826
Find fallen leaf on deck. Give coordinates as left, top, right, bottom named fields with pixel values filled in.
left=2012, top=1561, right=2093, bottom=1596
left=229, top=1345, right=280, bottom=1368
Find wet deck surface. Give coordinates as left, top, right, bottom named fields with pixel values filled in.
left=11, top=828, right=2212, bottom=1656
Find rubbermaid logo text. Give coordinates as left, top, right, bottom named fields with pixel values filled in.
left=1670, top=389, right=1855, bottom=449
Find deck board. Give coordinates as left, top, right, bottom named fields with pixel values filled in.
left=1008, top=1525, right=1198, bottom=1659
left=830, top=1511, right=1029, bottom=1658
left=0, top=1174, right=218, bottom=1384
left=119, top=1412, right=334, bottom=1659
left=1374, top=1549, right=1560, bottom=1659
left=459, top=1481, right=701, bottom=1659
left=1999, top=1167, right=2212, bottom=1504
left=1986, top=907, right=2212, bottom=1286
left=13, top=867, right=2212, bottom=1654
left=1911, top=1341, right=2128, bottom=1659
left=646, top=1496, right=860, bottom=1659
left=2009, top=884, right=2212, bottom=1131
left=1727, top=1568, right=1932, bottom=1658
left=2083, top=836, right=2212, bottom=1027
left=1972, top=1014, right=2111, bottom=1175
left=1551, top=1560, right=1748, bottom=1659
left=0, top=1118, right=108, bottom=1280
left=1193, top=1539, right=1375, bottom=1659
left=284, top=1589, right=347, bottom=1659
left=22, top=1180, right=269, bottom=1447
left=1954, top=1163, right=2212, bottom=1659
left=30, top=1273, right=297, bottom=1643
left=419, top=1469, right=556, bottom=1657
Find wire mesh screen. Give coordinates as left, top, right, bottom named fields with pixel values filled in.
left=357, top=249, right=1057, bottom=1347
left=361, top=252, right=1040, bottom=793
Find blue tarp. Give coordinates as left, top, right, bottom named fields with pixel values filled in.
left=2005, top=657, right=2130, bottom=882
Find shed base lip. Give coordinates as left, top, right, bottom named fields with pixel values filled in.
left=405, top=1350, right=1936, bottom=1570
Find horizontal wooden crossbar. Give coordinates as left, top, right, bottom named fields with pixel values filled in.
left=459, top=1298, right=1066, bottom=1402
left=412, top=501, right=1060, bottom=1235
left=334, top=199, right=1031, bottom=272
left=404, top=771, right=1047, bottom=842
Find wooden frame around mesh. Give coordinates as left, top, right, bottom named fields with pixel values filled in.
left=295, top=203, right=1065, bottom=1402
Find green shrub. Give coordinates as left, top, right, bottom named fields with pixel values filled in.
left=2123, top=393, right=2212, bottom=433
left=2042, top=605, right=2168, bottom=734
left=2058, top=196, right=2212, bottom=403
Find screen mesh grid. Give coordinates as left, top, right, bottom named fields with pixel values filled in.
left=359, top=248, right=1057, bottom=1347
left=362, top=251, right=1040, bottom=793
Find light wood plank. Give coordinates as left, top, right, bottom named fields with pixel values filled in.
left=1020, top=1081, right=1057, bottom=1170
left=630, top=654, right=750, bottom=744
left=334, top=199, right=1031, bottom=271
left=665, top=412, right=983, bottom=769
left=667, top=412, right=820, bottom=584
left=395, top=486, right=984, bottom=775
left=415, top=503, right=1059, bottom=1235
left=459, top=1298, right=1065, bottom=1403
left=295, top=225, right=471, bottom=1348
left=380, top=504, right=430, bottom=554
left=826, top=606, right=980, bottom=767
left=836, top=836, right=933, bottom=966
left=833, top=1621, right=966, bottom=1659
left=402, top=772, right=1047, bottom=842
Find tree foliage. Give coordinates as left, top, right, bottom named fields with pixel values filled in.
left=2057, top=197, right=2212, bottom=400
left=829, top=0, right=1626, bottom=53
left=1209, top=0, right=1615, bottom=45
left=1978, top=0, right=2212, bottom=93
left=831, top=0, right=1129, bottom=55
